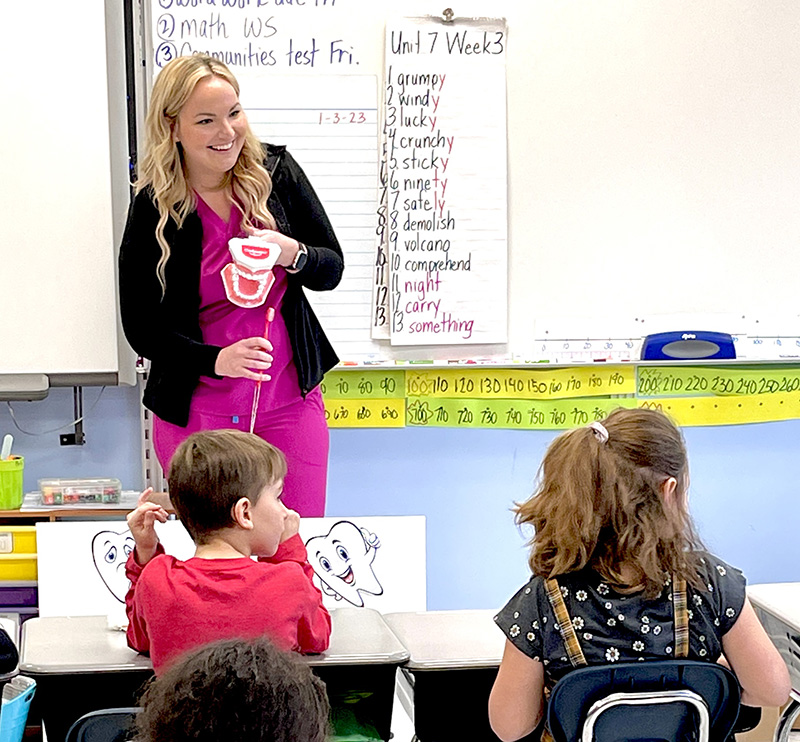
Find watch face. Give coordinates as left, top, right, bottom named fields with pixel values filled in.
left=294, top=248, right=308, bottom=270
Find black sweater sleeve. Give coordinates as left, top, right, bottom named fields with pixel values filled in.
left=118, top=190, right=222, bottom=377
left=272, top=151, right=344, bottom=292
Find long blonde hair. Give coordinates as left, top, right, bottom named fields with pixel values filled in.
left=136, top=54, right=276, bottom=291
left=516, top=408, right=705, bottom=597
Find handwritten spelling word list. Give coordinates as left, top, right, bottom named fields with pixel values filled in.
left=384, top=17, right=508, bottom=346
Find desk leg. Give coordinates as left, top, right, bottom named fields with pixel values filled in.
left=774, top=692, right=800, bottom=742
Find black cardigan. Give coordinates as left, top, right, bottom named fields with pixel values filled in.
left=118, top=145, right=343, bottom=427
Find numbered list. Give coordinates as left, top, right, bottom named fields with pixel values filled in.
left=384, top=18, right=508, bottom=346
left=152, top=0, right=359, bottom=72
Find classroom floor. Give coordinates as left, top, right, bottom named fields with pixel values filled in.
left=737, top=706, right=800, bottom=742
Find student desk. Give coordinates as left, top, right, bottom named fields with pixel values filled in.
left=384, top=609, right=505, bottom=742
left=19, top=615, right=153, bottom=742
left=748, top=583, right=800, bottom=742
left=306, top=607, right=409, bottom=741
left=20, top=608, right=408, bottom=742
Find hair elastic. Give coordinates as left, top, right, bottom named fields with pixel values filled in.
left=588, top=421, right=609, bottom=443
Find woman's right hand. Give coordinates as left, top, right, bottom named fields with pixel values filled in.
left=215, top=337, right=274, bottom=381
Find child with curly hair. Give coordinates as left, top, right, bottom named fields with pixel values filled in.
left=135, top=637, right=329, bottom=742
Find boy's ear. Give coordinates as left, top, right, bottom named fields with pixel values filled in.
left=231, top=497, right=254, bottom=530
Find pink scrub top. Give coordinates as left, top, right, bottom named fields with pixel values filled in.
left=192, top=196, right=303, bottom=416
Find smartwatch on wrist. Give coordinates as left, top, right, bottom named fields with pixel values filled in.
left=289, top=242, right=308, bottom=272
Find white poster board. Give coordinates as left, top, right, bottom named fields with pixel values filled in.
left=36, top=516, right=426, bottom=619
left=0, top=0, right=132, bottom=383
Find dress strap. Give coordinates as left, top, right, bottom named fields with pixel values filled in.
left=672, top=575, right=689, bottom=658
left=545, top=578, right=587, bottom=668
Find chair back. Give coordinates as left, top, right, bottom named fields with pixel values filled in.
left=547, top=660, right=740, bottom=742
left=65, top=708, right=141, bottom=742
left=0, top=677, right=36, bottom=742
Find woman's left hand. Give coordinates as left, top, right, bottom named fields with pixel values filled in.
left=246, top=228, right=301, bottom=268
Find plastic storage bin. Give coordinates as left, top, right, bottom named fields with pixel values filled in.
left=0, top=677, right=37, bottom=742
left=0, top=584, right=37, bottom=609
left=0, top=528, right=35, bottom=556
left=38, top=478, right=121, bottom=505
left=0, top=557, right=36, bottom=583
left=0, top=459, right=23, bottom=511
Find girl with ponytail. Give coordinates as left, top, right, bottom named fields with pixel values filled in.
left=489, top=408, right=789, bottom=742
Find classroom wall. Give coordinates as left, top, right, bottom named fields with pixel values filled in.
left=3, top=390, right=796, bottom=610
left=118, top=0, right=800, bottom=371
left=3, top=0, right=797, bottom=608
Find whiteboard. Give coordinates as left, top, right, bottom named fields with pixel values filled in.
left=137, top=1, right=800, bottom=363
left=0, top=2, right=135, bottom=387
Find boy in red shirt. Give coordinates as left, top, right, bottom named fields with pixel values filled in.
left=124, top=429, right=331, bottom=673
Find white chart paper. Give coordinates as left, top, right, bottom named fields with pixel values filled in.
left=384, top=17, right=509, bottom=346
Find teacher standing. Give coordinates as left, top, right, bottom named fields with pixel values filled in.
left=119, top=55, right=342, bottom=516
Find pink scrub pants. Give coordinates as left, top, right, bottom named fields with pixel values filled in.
left=153, top=391, right=329, bottom=517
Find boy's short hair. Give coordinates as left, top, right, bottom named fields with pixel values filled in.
left=168, top=430, right=287, bottom=544
left=136, top=636, right=330, bottom=742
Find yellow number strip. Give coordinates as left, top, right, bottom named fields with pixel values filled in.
left=322, top=370, right=405, bottom=400
left=406, top=367, right=634, bottom=400
left=324, top=398, right=405, bottom=428
left=638, top=392, right=800, bottom=426
left=638, top=366, right=800, bottom=398
left=321, top=368, right=800, bottom=428
left=407, top=397, right=637, bottom=430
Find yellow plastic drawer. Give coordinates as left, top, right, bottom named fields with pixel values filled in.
left=0, top=553, right=37, bottom=581
left=0, top=526, right=37, bottom=555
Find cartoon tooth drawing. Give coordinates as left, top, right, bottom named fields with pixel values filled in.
left=91, top=530, right=135, bottom=603
left=305, top=520, right=383, bottom=607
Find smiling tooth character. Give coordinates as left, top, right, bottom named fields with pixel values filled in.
left=91, top=530, right=135, bottom=603
left=305, top=521, right=383, bottom=607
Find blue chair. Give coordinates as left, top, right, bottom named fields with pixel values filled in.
left=0, top=677, right=36, bottom=742
left=547, top=660, right=742, bottom=742
left=65, top=708, right=141, bottom=742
